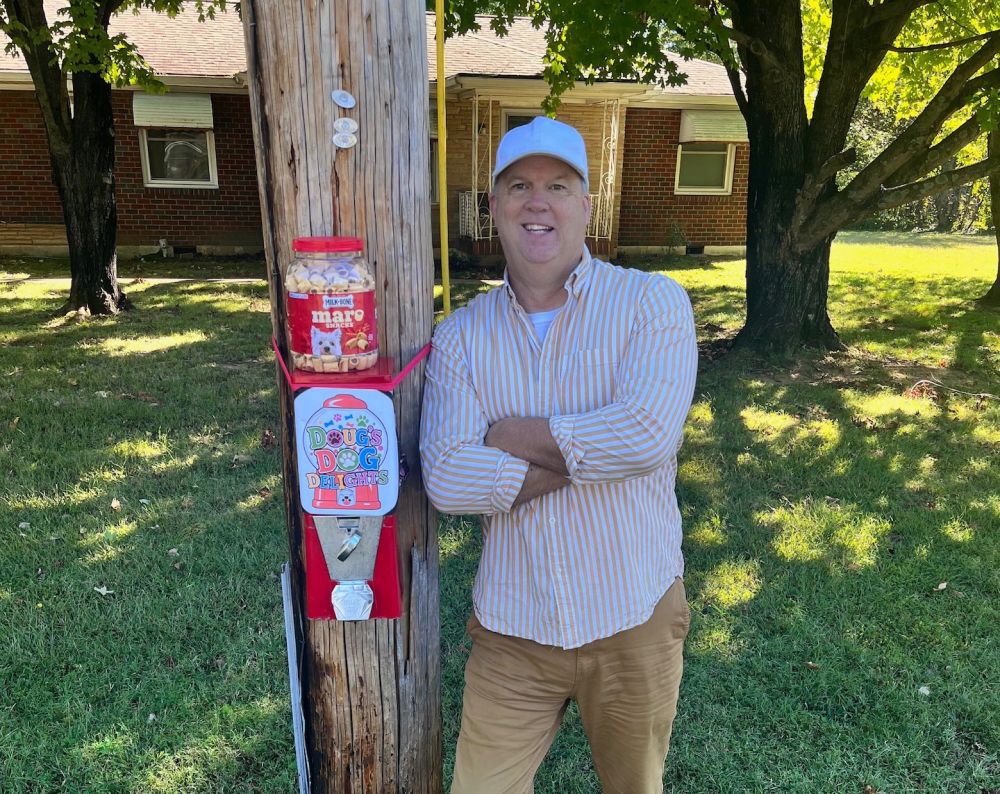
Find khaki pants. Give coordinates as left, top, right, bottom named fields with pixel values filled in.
left=452, top=578, right=690, bottom=794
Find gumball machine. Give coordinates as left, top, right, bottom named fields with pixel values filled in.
left=294, top=388, right=400, bottom=621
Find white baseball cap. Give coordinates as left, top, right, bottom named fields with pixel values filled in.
left=492, top=117, right=589, bottom=190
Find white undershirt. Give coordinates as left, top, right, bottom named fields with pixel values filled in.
left=527, top=308, right=561, bottom=344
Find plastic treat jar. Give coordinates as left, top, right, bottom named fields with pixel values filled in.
left=284, top=236, right=379, bottom=373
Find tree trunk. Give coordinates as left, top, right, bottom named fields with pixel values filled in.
left=242, top=2, right=439, bottom=792
left=731, top=1, right=842, bottom=352
left=980, top=128, right=1000, bottom=306
left=42, top=71, right=127, bottom=315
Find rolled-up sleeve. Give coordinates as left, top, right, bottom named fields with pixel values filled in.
left=420, top=316, right=530, bottom=515
left=549, top=276, right=697, bottom=483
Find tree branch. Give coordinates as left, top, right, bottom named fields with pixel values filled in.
left=791, top=148, right=858, bottom=238
left=722, top=27, right=786, bottom=74
left=867, top=0, right=937, bottom=25
left=876, top=156, right=1000, bottom=211
left=2, top=0, right=72, bottom=154
left=724, top=57, right=749, bottom=117
left=887, top=113, right=984, bottom=186
left=799, top=32, right=1000, bottom=245
left=889, top=29, right=1000, bottom=53
left=949, top=66, right=1000, bottom=113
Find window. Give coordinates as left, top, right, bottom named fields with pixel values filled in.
left=133, top=93, right=218, bottom=189
left=140, top=128, right=218, bottom=188
left=675, top=143, right=735, bottom=195
left=503, top=109, right=542, bottom=133
left=430, top=136, right=439, bottom=204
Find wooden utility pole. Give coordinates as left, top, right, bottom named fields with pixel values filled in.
left=241, top=3, right=440, bottom=791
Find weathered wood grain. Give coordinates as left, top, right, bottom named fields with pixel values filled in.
left=241, top=2, right=440, bottom=790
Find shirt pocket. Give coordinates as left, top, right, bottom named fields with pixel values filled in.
left=559, top=348, right=619, bottom=414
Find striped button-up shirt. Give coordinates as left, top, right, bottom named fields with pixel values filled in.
left=420, top=250, right=698, bottom=649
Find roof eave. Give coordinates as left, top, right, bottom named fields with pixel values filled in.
left=0, top=71, right=248, bottom=93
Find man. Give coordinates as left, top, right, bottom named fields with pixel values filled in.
left=420, top=117, right=698, bottom=793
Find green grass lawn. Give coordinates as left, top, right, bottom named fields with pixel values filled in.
left=3, top=232, right=999, bottom=792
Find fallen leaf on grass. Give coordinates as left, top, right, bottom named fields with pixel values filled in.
left=93, top=585, right=114, bottom=597
left=18, top=521, right=30, bottom=530
left=258, top=487, right=271, bottom=498
left=94, top=390, right=111, bottom=399
left=110, top=498, right=122, bottom=511
left=934, top=582, right=948, bottom=592
left=231, top=454, right=254, bottom=468
left=904, top=381, right=938, bottom=400
left=67, top=378, right=79, bottom=387
left=180, top=496, right=194, bottom=509
left=139, top=499, right=151, bottom=506
left=918, top=685, right=931, bottom=696
left=147, top=713, right=157, bottom=724
left=166, top=548, right=179, bottom=557
left=863, top=785, right=880, bottom=794
left=172, top=562, right=183, bottom=571
left=261, top=428, right=277, bottom=449
left=8, top=416, right=19, bottom=430
left=805, top=661, right=820, bottom=670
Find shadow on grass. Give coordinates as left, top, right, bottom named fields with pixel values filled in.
left=437, top=343, right=1000, bottom=792
left=0, top=254, right=268, bottom=280
left=0, top=278, right=295, bottom=792
left=612, top=253, right=738, bottom=273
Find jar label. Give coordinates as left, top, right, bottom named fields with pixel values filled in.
left=287, top=290, right=378, bottom=357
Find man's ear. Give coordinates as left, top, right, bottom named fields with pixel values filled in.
left=488, top=191, right=497, bottom=219
left=582, top=190, right=592, bottom=223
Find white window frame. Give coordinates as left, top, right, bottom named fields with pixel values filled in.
left=139, top=128, right=219, bottom=189
left=674, top=142, right=735, bottom=196
left=429, top=132, right=440, bottom=205
left=502, top=108, right=543, bottom=134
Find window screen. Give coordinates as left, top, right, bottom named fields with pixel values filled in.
left=145, top=129, right=213, bottom=183
left=677, top=143, right=730, bottom=191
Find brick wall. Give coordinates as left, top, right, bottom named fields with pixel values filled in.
left=0, top=89, right=263, bottom=250
left=2, top=88, right=746, bottom=254
left=618, top=107, right=748, bottom=248
left=0, top=91, right=64, bottom=227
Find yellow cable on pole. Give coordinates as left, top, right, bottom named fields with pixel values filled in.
left=435, top=0, right=451, bottom=316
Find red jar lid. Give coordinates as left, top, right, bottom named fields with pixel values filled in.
left=292, top=236, right=364, bottom=253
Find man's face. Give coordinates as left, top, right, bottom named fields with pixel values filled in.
left=490, top=155, right=591, bottom=284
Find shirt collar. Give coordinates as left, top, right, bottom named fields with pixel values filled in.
left=502, top=245, right=594, bottom=304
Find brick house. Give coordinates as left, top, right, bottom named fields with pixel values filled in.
left=0, top=8, right=748, bottom=257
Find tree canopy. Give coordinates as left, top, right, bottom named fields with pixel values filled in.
left=438, top=0, right=1000, bottom=350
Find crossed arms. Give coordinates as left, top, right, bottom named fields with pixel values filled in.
left=419, top=278, right=698, bottom=515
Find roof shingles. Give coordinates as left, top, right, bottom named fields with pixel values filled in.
left=2, top=6, right=733, bottom=97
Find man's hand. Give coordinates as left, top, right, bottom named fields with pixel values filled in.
left=484, top=417, right=569, bottom=476
left=485, top=417, right=571, bottom=508
left=511, top=463, right=570, bottom=508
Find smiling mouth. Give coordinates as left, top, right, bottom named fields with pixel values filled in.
left=523, top=224, right=553, bottom=234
